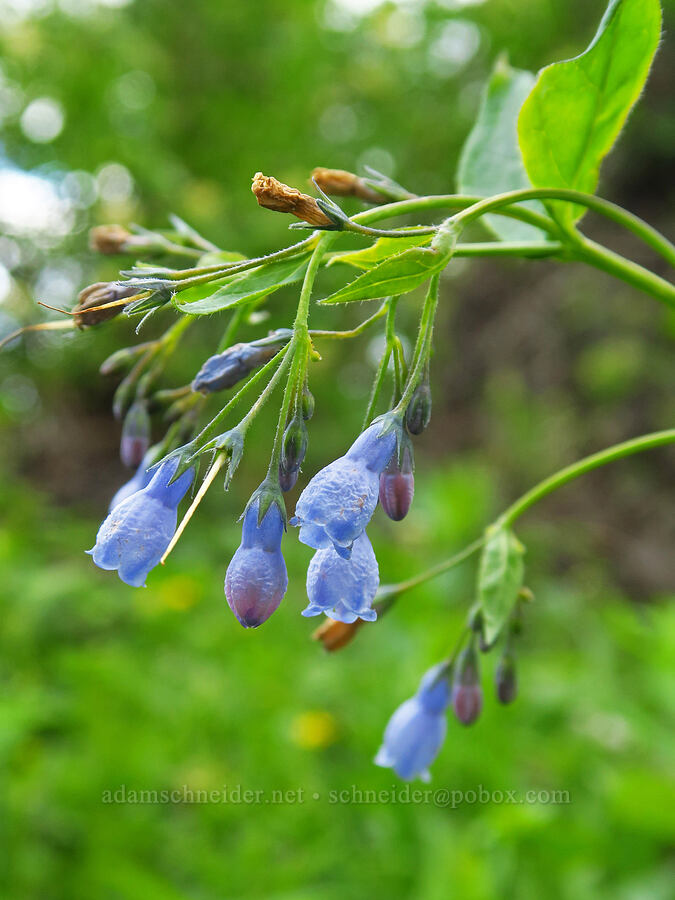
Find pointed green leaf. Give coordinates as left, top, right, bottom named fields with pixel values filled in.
left=518, top=0, right=662, bottom=227
left=478, top=526, right=525, bottom=645
left=328, top=233, right=432, bottom=271
left=458, top=56, right=547, bottom=242
left=319, top=246, right=450, bottom=305
left=173, top=253, right=311, bottom=314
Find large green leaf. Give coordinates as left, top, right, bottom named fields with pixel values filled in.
left=477, top=526, right=525, bottom=645
left=319, top=245, right=451, bottom=305
left=173, top=253, right=311, bottom=314
left=328, top=233, right=432, bottom=271
left=518, top=0, right=662, bottom=227
left=458, top=57, right=546, bottom=242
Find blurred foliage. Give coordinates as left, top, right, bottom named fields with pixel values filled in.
left=0, top=0, right=674, bottom=898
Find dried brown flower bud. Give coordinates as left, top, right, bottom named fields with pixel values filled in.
left=73, top=282, right=139, bottom=327
left=312, top=617, right=366, bottom=652
left=89, top=225, right=134, bottom=255
left=311, top=167, right=383, bottom=204
left=251, top=172, right=333, bottom=227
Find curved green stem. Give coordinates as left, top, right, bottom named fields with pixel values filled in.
left=500, top=428, right=675, bottom=527
left=570, top=234, right=675, bottom=310
left=395, top=274, right=439, bottom=413
left=449, top=188, right=675, bottom=268
left=377, top=538, right=485, bottom=600
left=309, top=302, right=388, bottom=340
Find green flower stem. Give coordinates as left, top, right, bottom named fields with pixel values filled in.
left=133, top=235, right=318, bottom=289
left=267, top=233, right=338, bottom=476
left=570, top=234, right=675, bottom=310
left=191, top=344, right=291, bottom=450
left=378, top=428, right=675, bottom=600
left=452, top=240, right=564, bottom=258
left=309, top=301, right=388, bottom=340
left=500, top=428, right=675, bottom=527
left=376, top=538, right=486, bottom=601
left=395, top=273, right=439, bottom=413
left=448, top=188, right=675, bottom=267
left=352, top=193, right=559, bottom=237
left=217, top=305, right=247, bottom=353
left=361, top=296, right=399, bottom=428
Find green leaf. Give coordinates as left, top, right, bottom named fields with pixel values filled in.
left=173, top=253, right=311, bottom=314
left=319, top=245, right=450, bottom=305
left=458, top=56, right=547, bottom=243
left=518, top=0, right=662, bottom=227
left=328, top=233, right=432, bottom=271
left=477, top=526, right=525, bottom=645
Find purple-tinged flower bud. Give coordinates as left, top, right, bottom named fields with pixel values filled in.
left=405, top=381, right=432, bottom=436
left=379, top=441, right=414, bottom=521
left=225, top=496, right=288, bottom=628
left=452, top=643, right=483, bottom=726
left=279, top=416, right=308, bottom=492
left=495, top=653, right=518, bottom=705
left=375, top=664, right=451, bottom=782
left=120, top=400, right=151, bottom=468
left=192, top=340, right=281, bottom=394
left=301, top=385, right=315, bottom=421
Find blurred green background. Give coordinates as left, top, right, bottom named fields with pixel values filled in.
left=0, top=1, right=674, bottom=898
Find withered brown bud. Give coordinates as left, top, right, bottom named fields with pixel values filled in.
left=89, top=225, right=134, bottom=255
left=311, top=167, right=383, bottom=204
left=73, top=282, right=139, bottom=327
left=251, top=172, right=333, bottom=227
left=312, top=617, right=366, bottom=652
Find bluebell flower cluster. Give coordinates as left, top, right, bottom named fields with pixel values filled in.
left=225, top=497, right=288, bottom=628
left=302, top=532, right=379, bottom=623
left=89, top=456, right=194, bottom=586
left=375, top=663, right=451, bottom=781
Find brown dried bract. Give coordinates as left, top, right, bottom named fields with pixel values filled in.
left=251, top=172, right=333, bottom=227
left=73, top=282, right=138, bottom=327
left=312, top=617, right=366, bottom=652
left=311, top=167, right=383, bottom=204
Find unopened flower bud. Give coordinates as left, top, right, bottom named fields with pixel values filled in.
left=225, top=496, right=287, bottom=628
left=251, top=172, right=333, bottom=227
left=312, top=616, right=366, bottom=652
left=495, top=653, right=518, bottom=705
left=311, top=167, right=384, bottom=204
left=279, top=416, right=308, bottom=493
left=379, top=441, right=414, bottom=521
left=301, top=385, right=315, bottom=421
left=99, top=342, right=153, bottom=377
left=192, top=341, right=280, bottom=394
left=73, top=282, right=139, bottom=328
left=120, top=400, right=151, bottom=467
left=89, top=225, right=134, bottom=255
left=452, top=643, right=483, bottom=726
left=405, top=380, right=432, bottom=435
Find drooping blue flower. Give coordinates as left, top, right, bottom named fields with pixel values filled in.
left=302, top=531, right=379, bottom=623
left=292, top=420, right=397, bottom=557
left=88, top=456, right=194, bottom=587
left=375, top=663, right=451, bottom=781
left=109, top=446, right=159, bottom=510
left=225, top=497, right=288, bottom=628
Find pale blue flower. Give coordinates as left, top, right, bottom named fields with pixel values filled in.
left=109, top=447, right=158, bottom=510
left=302, top=531, right=379, bottom=623
left=375, top=664, right=451, bottom=781
left=292, top=420, right=396, bottom=557
left=89, top=456, right=194, bottom=587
